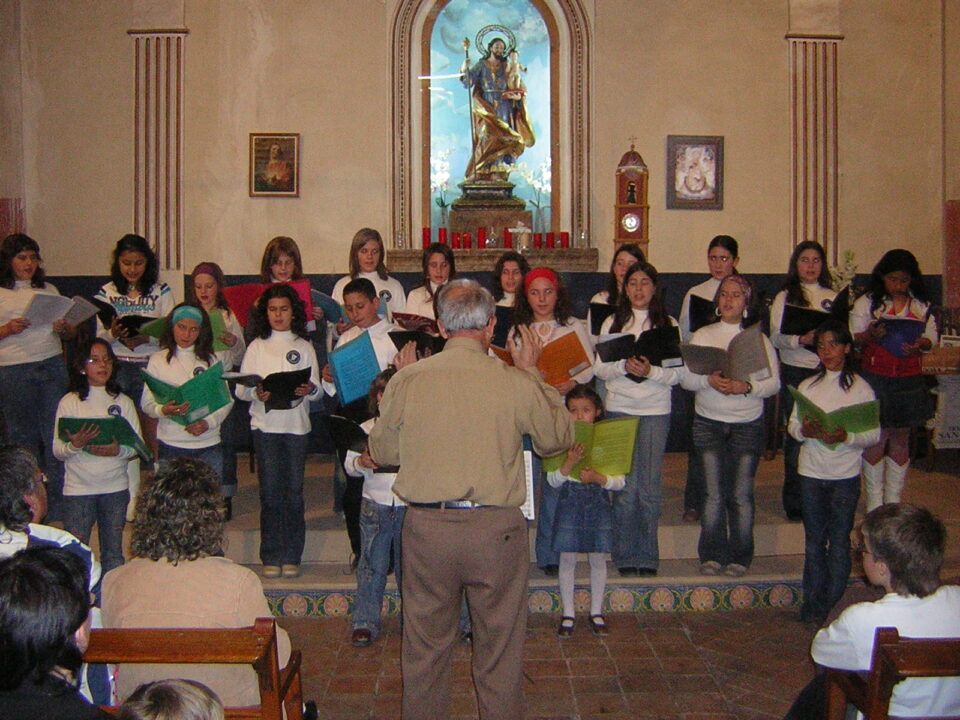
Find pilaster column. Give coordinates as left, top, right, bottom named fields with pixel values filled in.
left=127, top=28, right=187, bottom=271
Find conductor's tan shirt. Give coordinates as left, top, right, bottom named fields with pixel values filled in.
left=370, top=336, right=574, bottom=506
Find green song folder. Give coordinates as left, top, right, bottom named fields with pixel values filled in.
left=57, top=416, right=152, bottom=463
left=788, top=385, right=880, bottom=449
left=542, top=417, right=639, bottom=480
left=140, top=362, right=232, bottom=426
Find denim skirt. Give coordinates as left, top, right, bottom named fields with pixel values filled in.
left=551, top=482, right=613, bottom=554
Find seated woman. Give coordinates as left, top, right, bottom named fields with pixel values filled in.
left=0, top=546, right=108, bottom=720
left=102, top=458, right=291, bottom=708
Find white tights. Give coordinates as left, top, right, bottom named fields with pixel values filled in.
left=558, top=551, right=608, bottom=617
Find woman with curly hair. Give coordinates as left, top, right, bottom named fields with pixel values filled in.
left=101, top=457, right=291, bottom=709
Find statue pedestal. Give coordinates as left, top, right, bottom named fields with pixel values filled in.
left=450, top=178, right=532, bottom=241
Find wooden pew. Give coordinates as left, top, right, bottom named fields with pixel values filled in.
left=83, top=617, right=303, bottom=720
left=825, top=626, right=960, bottom=720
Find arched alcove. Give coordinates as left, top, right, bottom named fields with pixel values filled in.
left=390, top=0, right=592, bottom=248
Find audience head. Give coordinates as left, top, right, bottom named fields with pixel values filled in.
left=131, top=458, right=224, bottom=563
left=259, top=236, right=304, bottom=284
left=0, top=232, right=46, bottom=289
left=348, top=228, right=389, bottom=279
left=119, top=679, right=225, bottom=720
left=860, top=503, right=945, bottom=598
left=111, top=234, right=159, bottom=295
left=491, top=250, right=530, bottom=302
left=0, top=546, right=90, bottom=690
left=707, top=235, right=739, bottom=281
left=0, top=444, right=45, bottom=530
left=437, top=279, right=495, bottom=335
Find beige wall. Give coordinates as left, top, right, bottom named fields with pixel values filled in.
left=4, top=0, right=948, bottom=280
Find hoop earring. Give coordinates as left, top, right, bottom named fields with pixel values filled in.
left=742, top=308, right=748, bottom=319
left=715, top=307, right=721, bottom=317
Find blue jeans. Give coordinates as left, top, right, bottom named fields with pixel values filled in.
left=158, top=442, right=224, bottom=485
left=780, top=364, right=818, bottom=518
left=353, top=498, right=406, bottom=637
left=252, top=430, right=307, bottom=566
left=694, top=414, right=764, bottom=567
left=800, top=474, right=860, bottom=621
left=610, top=412, right=670, bottom=571
left=0, top=355, right=68, bottom=518
left=115, top=360, right=147, bottom=404
left=534, top=456, right=559, bottom=568
left=63, top=489, right=129, bottom=574
left=219, top=398, right=250, bottom=497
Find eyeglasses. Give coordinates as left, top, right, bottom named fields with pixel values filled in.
left=708, top=255, right=733, bottom=263
left=86, top=356, right=114, bottom=365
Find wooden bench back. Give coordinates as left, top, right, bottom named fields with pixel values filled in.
left=84, top=617, right=302, bottom=720
left=826, top=627, right=960, bottom=720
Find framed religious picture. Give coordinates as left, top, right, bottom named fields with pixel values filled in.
left=666, top=135, right=723, bottom=210
left=249, top=133, right=300, bottom=197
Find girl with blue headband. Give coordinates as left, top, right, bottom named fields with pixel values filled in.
left=140, top=303, right=233, bottom=481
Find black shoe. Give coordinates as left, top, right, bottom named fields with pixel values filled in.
left=618, top=567, right=640, bottom=577
left=351, top=628, right=372, bottom=647
left=636, top=568, right=657, bottom=578
left=542, top=564, right=559, bottom=577
left=223, top=497, right=233, bottom=522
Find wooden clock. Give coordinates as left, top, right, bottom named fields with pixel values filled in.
left=615, top=144, right=650, bottom=256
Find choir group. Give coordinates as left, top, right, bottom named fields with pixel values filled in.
left=0, top=228, right=939, bottom=642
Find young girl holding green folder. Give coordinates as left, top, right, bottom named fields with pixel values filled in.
left=54, top=338, right=142, bottom=573
left=787, top=319, right=880, bottom=625
left=140, top=303, right=233, bottom=481
left=549, top=384, right=625, bottom=638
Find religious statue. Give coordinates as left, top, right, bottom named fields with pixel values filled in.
left=460, top=27, right=535, bottom=182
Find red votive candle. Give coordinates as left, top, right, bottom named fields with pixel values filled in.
left=477, top=227, right=486, bottom=247
left=452, top=232, right=461, bottom=249
left=533, top=233, right=543, bottom=249
left=463, top=232, right=472, bottom=249
left=546, top=232, right=555, bottom=248
left=503, top=228, right=512, bottom=248
left=422, top=227, right=430, bottom=248
left=560, top=231, right=570, bottom=248
left=438, top=228, right=447, bottom=244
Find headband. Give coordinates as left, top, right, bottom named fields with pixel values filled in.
left=190, top=262, right=219, bottom=280
left=524, top=267, right=559, bottom=293
left=721, top=274, right=752, bottom=301
left=172, top=305, right=204, bottom=325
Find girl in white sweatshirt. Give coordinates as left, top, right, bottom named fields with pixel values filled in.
left=54, top=338, right=142, bottom=573
left=141, top=303, right=233, bottom=482
left=788, top=319, right=879, bottom=624
left=235, top=284, right=320, bottom=579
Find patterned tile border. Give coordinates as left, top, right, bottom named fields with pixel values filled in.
left=266, top=581, right=802, bottom=618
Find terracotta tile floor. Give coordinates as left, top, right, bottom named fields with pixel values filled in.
left=279, top=605, right=820, bottom=720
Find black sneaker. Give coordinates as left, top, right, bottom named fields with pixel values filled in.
left=542, top=564, right=559, bottom=577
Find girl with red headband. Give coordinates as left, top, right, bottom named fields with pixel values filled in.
left=511, top=267, right=594, bottom=575
left=593, top=261, right=681, bottom=577
left=679, top=275, right=780, bottom=578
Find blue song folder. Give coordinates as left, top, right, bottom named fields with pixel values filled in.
left=329, top=331, right=381, bottom=405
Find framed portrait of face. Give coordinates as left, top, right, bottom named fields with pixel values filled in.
left=250, top=133, right=300, bottom=197
left=666, top=135, right=723, bottom=210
